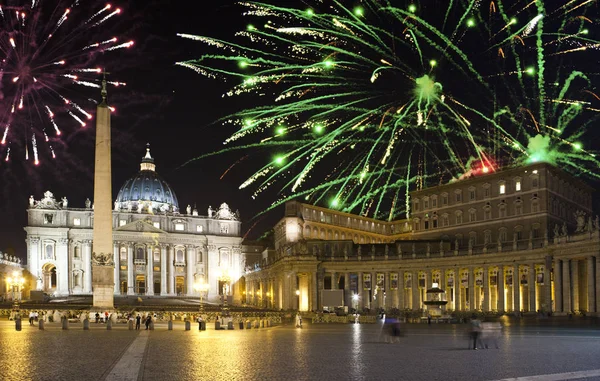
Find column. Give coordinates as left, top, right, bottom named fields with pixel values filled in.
left=587, top=256, right=595, bottom=313
left=412, top=271, right=419, bottom=311
left=483, top=267, right=489, bottom=312
left=311, top=271, right=318, bottom=312
left=497, top=266, right=505, bottom=312
left=513, top=265, right=520, bottom=313
left=113, top=242, right=120, bottom=294
left=468, top=267, right=474, bottom=312
left=454, top=268, right=461, bottom=311
left=439, top=270, right=446, bottom=313
left=186, top=245, right=195, bottom=296
left=343, top=272, right=350, bottom=308
left=357, top=272, right=363, bottom=309
left=292, top=272, right=298, bottom=310
left=398, top=270, right=405, bottom=310
left=544, top=256, right=552, bottom=313
left=146, top=245, right=154, bottom=295
left=371, top=271, right=377, bottom=310
left=168, top=245, right=175, bottom=295
left=160, top=244, right=167, bottom=296
left=384, top=272, right=391, bottom=309
left=331, top=271, right=337, bottom=290
left=562, top=259, right=571, bottom=313
left=571, top=259, right=579, bottom=312
left=554, top=259, right=562, bottom=313
left=596, top=256, right=600, bottom=316
left=57, top=239, right=69, bottom=295
left=83, top=240, right=92, bottom=293
left=127, top=243, right=134, bottom=295
left=529, top=263, right=536, bottom=312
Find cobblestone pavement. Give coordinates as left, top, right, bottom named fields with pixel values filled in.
left=1, top=319, right=600, bottom=381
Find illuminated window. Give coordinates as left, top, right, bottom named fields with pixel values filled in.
left=515, top=181, right=521, bottom=191
left=499, top=184, right=506, bottom=194
left=175, top=223, right=185, bottom=231
left=73, top=218, right=81, bottom=226
left=119, top=219, right=127, bottom=227
left=153, top=222, right=160, bottom=229
left=196, top=225, right=203, bottom=232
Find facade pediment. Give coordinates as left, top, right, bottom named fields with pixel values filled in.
left=116, top=219, right=166, bottom=234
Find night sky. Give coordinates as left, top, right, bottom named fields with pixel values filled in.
left=0, top=0, right=280, bottom=258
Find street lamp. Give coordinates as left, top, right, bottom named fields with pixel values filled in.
left=193, top=282, right=209, bottom=315
left=6, top=271, right=25, bottom=310
left=295, top=289, right=300, bottom=311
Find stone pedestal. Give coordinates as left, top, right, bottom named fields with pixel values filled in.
left=93, top=265, right=114, bottom=309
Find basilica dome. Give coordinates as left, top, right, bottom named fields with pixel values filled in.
left=115, top=146, right=179, bottom=213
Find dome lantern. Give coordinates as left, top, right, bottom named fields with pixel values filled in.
left=140, top=143, right=156, bottom=172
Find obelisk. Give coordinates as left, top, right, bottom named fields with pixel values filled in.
left=91, top=73, right=114, bottom=309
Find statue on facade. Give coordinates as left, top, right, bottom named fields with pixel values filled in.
left=426, top=242, right=431, bottom=254
left=357, top=245, right=362, bottom=257
left=114, top=201, right=119, bottom=211
left=85, top=198, right=91, bottom=209
left=553, top=224, right=560, bottom=239
left=587, top=216, right=593, bottom=233
left=371, top=245, right=376, bottom=256
left=136, top=203, right=143, bottom=213
left=575, top=210, right=586, bottom=232
left=384, top=245, right=389, bottom=256
left=187, top=205, right=192, bottom=215
left=192, top=205, right=198, bottom=216
left=208, top=205, right=214, bottom=218
left=127, top=202, right=133, bottom=212
left=29, top=195, right=35, bottom=207
left=396, top=242, right=402, bottom=256
left=411, top=243, right=416, bottom=254
left=439, top=240, right=444, bottom=253
left=91, top=252, right=114, bottom=266
left=562, top=222, right=568, bottom=237
left=147, top=204, right=153, bottom=214
left=595, top=215, right=600, bottom=231
left=468, top=237, right=473, bottom=250
left=61, top=197, right=68, bottom=208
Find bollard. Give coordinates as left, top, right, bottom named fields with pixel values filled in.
left=215, top=321, right=221, bottom=330
left=83, top=318, right=90, bottom=330
left=128, top=320, right=134, bottom=330
left=61, top=316, right=68, bottom=330
left=200, top=321, right=206, bottom=331
left=260, top=320, right=265, bottom=328
left=39, top=319, right=45, bottom=330
left=254, top=320, right=259, bottom=329
left=239, top=321, right=244, bottom=330
left=267, top=319, right=271, bottom=327
left=246, top=321, right=251, bottom=329
left=150, top=321, right=155, bottom=331
left=107, top=319, right=112, bottom=330
left=185, top=320, right=190, bottom=331
left=168, top=320, right=173, bottom=330
left=227, top=321, right=234, bottom=330
left=15, top=316, right=22, bottom=331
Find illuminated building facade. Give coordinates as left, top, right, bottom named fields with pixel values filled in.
left=24, top=148, right=245, bottom=302
left=244, top=162, right=600, bottom=315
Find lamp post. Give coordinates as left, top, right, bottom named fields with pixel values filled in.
left=295, top=289, right=300, bottom=311
left=6, top=271, right=25, bottom=315
left=193, top=282, right=209, bottom=315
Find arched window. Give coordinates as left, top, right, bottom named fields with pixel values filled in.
left=73, top=246, right=80, bottom=259
left=45, top=244, right=54, bottom=260
left=120, top=247, right=127, bottom=261
left=136, top=248, right=145, bottom=261
left=176, top=249, right=184, bottom=262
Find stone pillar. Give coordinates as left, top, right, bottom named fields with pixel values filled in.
left=439, top=270, right=446, bottom=312
left=83, top=240, right=92, bottom=293
left=412, top=271, right=419, bottom=311
left=587, top=256, right=595, bottom=313
left=160, top=244, right=167, bottom=296
left=127, top=243, right=134, bottom=295
left=113, top=243, right=120, bottom=294
left=384, top=271, right=391, bottom=309
left=513, top=266, right=520, bottom=313
left=146, top=246, right=154, bottom=295
left=311, top=271, right=318, bottom=312
left=454, top=268, right=461, bottom=311
left=596, top=256, right=600, bottom=316
left=544, top=256, right=552, bottom=313
left=343, top=272, right=350, bottom=308
left=483, top=267, right=489, bottom=312
left=554, top=259, right=562, bottom=313
left=186, top=245, right=195, bottom=296
left=398, top=270, right=405, bottom=310
left=468, top=267, right=474, bottom=311
left=331, top=271, right=337, bottom=290
left=357, top=272, right=363, bottom=309
left=529, top=263, right=536, bottom=313
left=497, top=266, right=505, bottom=312
left=562, top=259, right=571, bottom=313
left=571, top=259, right=579, bottom=312
left=168, top=245, right=175, bottom=295
left=57, top=239, right=69, bottom=295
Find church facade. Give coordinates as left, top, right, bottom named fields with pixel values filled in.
left=24, top=147, right=244, bottom=302
left=244, top=162, right=600, bottom=316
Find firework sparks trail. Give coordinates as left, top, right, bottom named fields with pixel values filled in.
left=0, top=0, right=133, bottom=163
left=178, top=1, right=600, bottom=220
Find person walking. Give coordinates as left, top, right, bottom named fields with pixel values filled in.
left=145, top=315, right=152, bottom=330
left=135, top=314, right=141, bottom=330
left=29, top=311, right=35, bottom=325
left=295, top=313, right=302, bottom=328
left=95, top=312, right=100, bottom=323
left=469, top=315, right=482, bottom=350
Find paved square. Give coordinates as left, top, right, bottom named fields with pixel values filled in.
left=1, top=320, right=600, bottom=381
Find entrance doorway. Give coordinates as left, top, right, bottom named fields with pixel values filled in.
left=136, top=275, right=146, bottom=294
left=154, top=281, right=160, bottom=295
left=175, top=276, right=185, bottom=296
left=42, top=263, right=57, bottom=292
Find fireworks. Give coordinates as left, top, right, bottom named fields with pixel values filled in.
left=0, top=0, right=133, bottom=164
left=179, top=1, right=600, bottom=219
